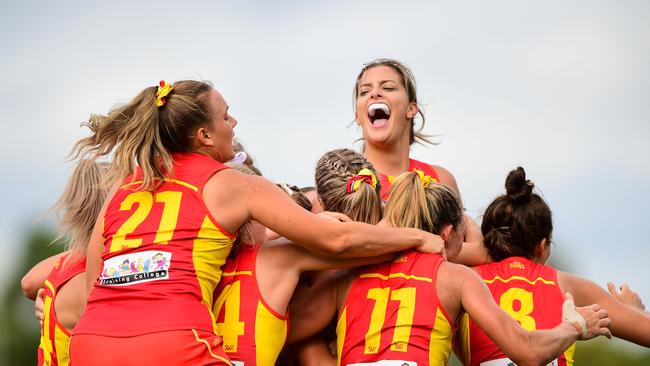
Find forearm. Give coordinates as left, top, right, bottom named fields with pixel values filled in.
left=332, top=223, right=428, bottom=258
left=523, top=322, right=579, bottom=366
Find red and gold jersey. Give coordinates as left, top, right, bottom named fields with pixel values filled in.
left=458, top=257, right=575, bottom=366
left=75, top=152, right=236, bottom=337
left=38, top=254, right=85, bottom=366
left=337, top=251, right=453, bottom=366
left=213, top=243, right=288, bottom=366
left=379, top=159, right=440, bottom=200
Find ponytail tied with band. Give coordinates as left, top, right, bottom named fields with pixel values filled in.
left=155, top=80, right=173, bottom=107
left=346, top=168, right=377, bottom=193
left=413, top=168, right=433, bottom=188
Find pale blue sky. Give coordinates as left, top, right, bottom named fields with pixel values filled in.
left=1, top=0, right=648, bottom=351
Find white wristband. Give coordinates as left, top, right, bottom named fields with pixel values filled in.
left=562, top=297, right=587, bottom=338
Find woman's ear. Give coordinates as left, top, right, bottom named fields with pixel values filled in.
left=534, top=238, right=549, bottom=261
left=195, top=126, right=215, bottom=147
left=439, top=224, right=453, bottom=246
left=406, top=102, right=419, bottom=119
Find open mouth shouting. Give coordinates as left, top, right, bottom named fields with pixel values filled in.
left=368, top=103, right=391, bottom=128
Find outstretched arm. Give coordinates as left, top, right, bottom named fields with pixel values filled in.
left=205, top=172, right=444, bottom=258
left=560, top=272, right=650, bottom=346
left=447, top=264, right=610, bottom=366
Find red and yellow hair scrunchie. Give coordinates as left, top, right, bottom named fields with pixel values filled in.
left=155, top=80, right=173, bottom=107
left=346, top=168, right=378, bottom=193
left=413, top=169, right=433, bottom=188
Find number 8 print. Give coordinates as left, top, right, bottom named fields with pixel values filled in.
left=499, top=287, right=536, bottom=331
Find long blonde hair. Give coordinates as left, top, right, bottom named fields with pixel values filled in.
left=385, top=172, right=463, bottom=233
left=72, top=80, right=213, bottom=190
left=51, top=159, right=110, bottom=261
left=314, top=149, right=382, bottom=224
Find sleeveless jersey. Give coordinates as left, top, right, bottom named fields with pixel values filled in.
left=38, top=254, right=85, bottom=366
left=75, top=152, right=236, bottom=337
left=213, top=243, right=288, bottom=366
left=458, top=257, right=575, bottom=366
left=378, top=159, right=440, bottom=200
left=337, top=251, right=454, bottom=366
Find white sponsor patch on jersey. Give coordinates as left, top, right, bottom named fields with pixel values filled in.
left=100, top=250, right=172, bottom=286
left=481, top=358, right=558, bottom=366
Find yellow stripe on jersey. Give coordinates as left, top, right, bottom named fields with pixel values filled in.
left=54, top=325, right=70, bottom=366
left=44, top=280, right=56, bottom=295
left=254, top=301, right=287, bottom=366
left=429, top=307, right=453, bottom=366
left=193, top=215, right=235, bottom=334
left=359, top=272, right=433, bottom=283
left=483, top=275, right=555, bottom=286
left=121, top=178, right=199, bottom=192
left=458, top=313, right=472, bottom=366
left=336, top=307, right=347, bottom=366
left=221, top=271, right=253, bottom=277
left=564, top=342, right=576, bottom=366
left=41, top=295, right=54, bottom=365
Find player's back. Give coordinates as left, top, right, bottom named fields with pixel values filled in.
left=337, top=250, right=453, bottom=366
left=459, top=256, right=574, bottom=366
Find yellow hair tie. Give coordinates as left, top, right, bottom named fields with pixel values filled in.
left=346, top=168, right=377, bottom=193
left=155, top=80, right=173, bottom=107
left=414, top=169, right=432, bottom=188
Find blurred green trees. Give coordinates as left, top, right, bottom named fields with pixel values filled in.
left=0, top=225, right=59, bottom=366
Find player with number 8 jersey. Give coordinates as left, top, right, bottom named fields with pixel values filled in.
left=459, top=257, right=573, bottom=366
left=337, top=251, right=453, bottom=365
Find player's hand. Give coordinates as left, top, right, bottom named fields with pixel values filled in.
left=416, top=232, right=446, bottom=260
left=35, top=288, right=45, bottom=327
left=563, top=292, right=612, bottom=340
left=608, top=282, right=645, bottom=311
left=318, top=211, right=352, bottom=222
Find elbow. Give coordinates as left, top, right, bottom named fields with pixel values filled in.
left=20, top=274, right=40, bottom=300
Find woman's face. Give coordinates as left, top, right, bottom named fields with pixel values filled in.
left=355, top=65, right=418, bottom=149
left=206, top=89, right=238, bottom=162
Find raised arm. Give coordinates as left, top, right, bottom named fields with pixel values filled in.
left=205, top=171, right=443, bottom=258
left=559, top=271, right=650, bottom=346
left=443, top=263, right=610, bottom=366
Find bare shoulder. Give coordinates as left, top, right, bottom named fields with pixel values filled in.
left=430, top=164, right=460, bottom=195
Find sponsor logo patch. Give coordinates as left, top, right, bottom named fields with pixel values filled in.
left=100, top=250, right=172, bottom=286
